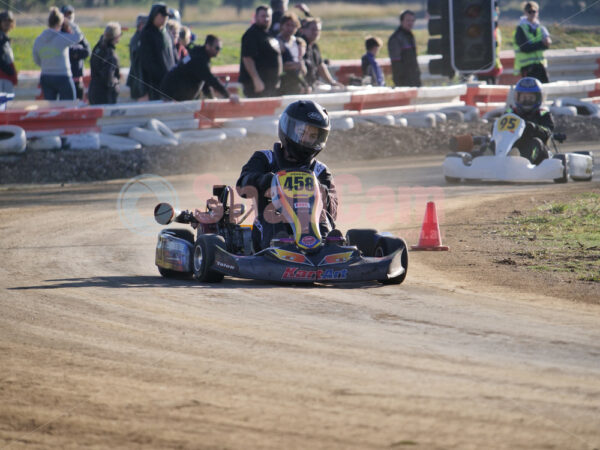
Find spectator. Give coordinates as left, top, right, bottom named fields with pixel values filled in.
left=177, top=25, right=192, bottom=60
left=32, top=7, right=83, bottom=100
left=278, top=12, right=309, bottom=95
left=513, top=1, right=551, bottom=83
left=126, top=14, right=147, bottom=101
left=0, top=10, right=17, bottom=94
left=299, top=17, right=342, bottom=90
left=160, top=34, right=239, bottom=103
left=388, top=10, right=420, bottom=87
left=166, top=19, right=181, bottom=63
left=88, top=22, right=121, bottom=105
left=60, top=5, right=90, bottom=100
left=269, top=0, right=288, bottom=37
left=139, top=3, right=175, bottom=100
left=239, top=5, right=282, bottom=98
left=477, top=2, right=503, bottom=85
left=361, top=36, right=384, bottom=86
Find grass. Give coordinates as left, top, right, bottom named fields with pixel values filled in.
left=503, top=192, right=600, bottom=282
left=10, top=4, right=600, bottom=71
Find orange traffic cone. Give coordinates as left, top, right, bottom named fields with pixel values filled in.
left=411, top=201, right=449, bottom=251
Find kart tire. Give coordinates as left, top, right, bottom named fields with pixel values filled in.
left=345, top=229, right=378, bottom=257
left=445, top=176, right=461, bottom=184
left=571, top=151, right=594, bottom=182
left=157, top=228, right=195, bottom=278
left=552, top=154, right=569, bottom=183
left=374, top=236, right=408, bottom=285
left=193, top=234, right=225, bottom=283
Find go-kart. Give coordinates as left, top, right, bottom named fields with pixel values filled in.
left=153, top=169, right=408, bottom=284
left=443, top=112, right=594, bottom=183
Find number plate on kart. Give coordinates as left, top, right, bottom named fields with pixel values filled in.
left=278, top=171, right=316, bottom=198
left=497, top=114, right=522, bottom=133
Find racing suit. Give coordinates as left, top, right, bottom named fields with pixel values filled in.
left=506, top=106, right=555, bottom=164
left=236, top=142, right=338, bottom=251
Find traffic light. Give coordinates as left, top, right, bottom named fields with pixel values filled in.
left=449, top=0, right=495, bottom=73
left=427, top=0, right=455, bottom=78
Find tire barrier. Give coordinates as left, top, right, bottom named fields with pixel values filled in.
left=175, top=129, right=227, bottom=145
left=27, top=135, right=62, bottom=152
left=99, top=133, right=142, bottom=151
left=0, top=125, right=26, bottom=154
left=552, top=97, right=600, bottom=117
left=330, top=117, right=354, bottom=131
left=64, top=133, right=100, bottom=151
left=222, top=117, right=279, bottom=136
left=129, top=119, right=179, bottom=147
left=220, top=127, right=248, bottom=139
left=550, top=106, right=578, bottom=117
left=355, top=114, right=396, bottom=126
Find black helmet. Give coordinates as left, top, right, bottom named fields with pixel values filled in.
left=278, top=100, right=330, bottom=164
left=513, top=77, right=543, bottom=114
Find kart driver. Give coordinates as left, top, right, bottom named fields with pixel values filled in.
left=505, top=76, right=555, bottom=165
left=236, top=99, right=338, bottom=251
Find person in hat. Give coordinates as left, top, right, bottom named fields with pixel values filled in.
left=235, top=99, right=337, bottom=251
left=32, top=7, right=83, bottom=100
left=138, top=3, right=176, bottom=100
left=126, top=14, right=148, bottom=101
left=60, top=5, right=90, bottom=100
left=0, top=10, right=17, bottom=93
left=88, top=22, right=122, bottom=105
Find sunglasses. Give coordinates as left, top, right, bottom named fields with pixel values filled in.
left=526, top=9, right=538, bottom=14
left=214, top=45, right=222, bottom=51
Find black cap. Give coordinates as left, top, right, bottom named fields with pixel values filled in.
left=0, top=10, right=14, bottom=22
left=151, top=3, right=174, bottom=18
left=60, top=5, right=74, bottom=14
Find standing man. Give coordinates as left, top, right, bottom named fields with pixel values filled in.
left=0, top=11, right=17, bottom=94
left=239, top=5, right=282, bottom=98
left=160, top=34, right=239, bottom=102
left=126, top=15, right=147, bottom=101
left=387, top=10, right=421, bottom=87
left=513, top=1, right=551, bottom=83
left=60, top=5, right=90, bottom=100
left=139, top=3, right=175, bottom=100
left=88, top=22, right=122, bottom=105
left=299, top=17, right=342, bottom=90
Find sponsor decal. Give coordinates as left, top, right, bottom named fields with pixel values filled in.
left=282, top=267, right=348, bottom=280
left=321, top=252, right=354, bottom=265
left=272, top=249, right=308, bottom=264
left=294, top=202, right=310, bottom=209
left=216, top=261, right=236, bottom=271
left=300, top=235, right=317, bottom=247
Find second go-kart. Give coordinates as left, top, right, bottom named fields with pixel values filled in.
left=153, top=169, right=408, bottom=284
left=443, top=112, right=594, bottom=183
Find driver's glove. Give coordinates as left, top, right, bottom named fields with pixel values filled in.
left=259, top=172, right=275, bottom=192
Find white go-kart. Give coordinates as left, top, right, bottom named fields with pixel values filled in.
left=443, top=113, right=594, bottom=183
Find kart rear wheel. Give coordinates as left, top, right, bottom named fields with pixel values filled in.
left=345, top=229, right=378, bottom=257
left=158, top=267, right=191, bottom=279
left=193, top=234, right=225, bottom=283
left=552, top=154, right=569, bottom=184
left=445, top=176, right=461, bottom=184
left=374, top=236, right=408, bottom=285
left=571, top=151, right=594, bottom=182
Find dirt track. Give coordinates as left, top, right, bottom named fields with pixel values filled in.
left=1, top=156, right=599, bottom=449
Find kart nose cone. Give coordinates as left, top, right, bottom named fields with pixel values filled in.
left=387, top=251, right=405, bottom=279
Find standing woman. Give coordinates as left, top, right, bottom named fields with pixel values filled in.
left=88, top=22, right=122, bottom=105
left=32, top=7, right=83, bottom=100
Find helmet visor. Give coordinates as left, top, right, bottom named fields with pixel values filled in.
left=516, top=91, right=541, bottom=111
left=280, top=113, right=329, bottom=151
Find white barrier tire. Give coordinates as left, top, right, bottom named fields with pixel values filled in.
left=221, top=127, right=247, bottom=139
left=99, top=133, right=142, bottom=151
left=330, top=117, right=354, bottom=131
left=64, top=133, right=101, bottom=151
left=129, top=127, right=179, bottom=147
left=0, top=125, right=26, bottom=154
left=175, top=130, right=227, bottom=145
left=146, top=118, right=178, bottom=141
left=27, top=135, right=62, bottom=152
left=356, top=115, right=395, bottom=126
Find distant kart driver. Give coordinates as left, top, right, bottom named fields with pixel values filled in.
left=506, top=76, right=555, bottom=164
left=236, top=99, right=338, bottom=251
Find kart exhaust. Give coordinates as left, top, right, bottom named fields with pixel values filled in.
left=154, top=203, right=197, bottom=225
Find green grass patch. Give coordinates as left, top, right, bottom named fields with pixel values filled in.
left=504, top=192, right=600, bottom=282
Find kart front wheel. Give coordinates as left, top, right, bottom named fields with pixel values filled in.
left=193, top=234, right=225, bottom=283
left=552, top=154, right=569, bottom=184
left=345, top=229, right=378, bottom=257
left=374, top=236, right=408, bottom=285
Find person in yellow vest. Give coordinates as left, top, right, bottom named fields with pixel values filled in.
left=513, top=1, right=551, bottom=83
